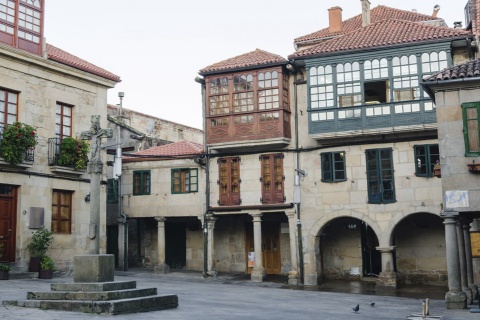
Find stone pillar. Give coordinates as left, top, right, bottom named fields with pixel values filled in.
left=286, top=210, right=299, bottom=285
left=154, top=216, right=169, bottom=274
left=117, top=219, right=128, bottom=271
left=376, top=246, right=398, bottom=288
left=457, top=220, right=472, bottom=303
left=206, top=214, right=218, bottom=276
left=462, top=219, right=477, bottom=302
left=251, top=213, right=266, bottom=282
left=444, top=216, right=467, bottom=309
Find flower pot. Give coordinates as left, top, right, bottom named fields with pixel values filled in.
left=38, top=269, right=53, bottom=279
left=0, top=270, right=9, bottom=280
left=28, top=257, right=41, bottom=272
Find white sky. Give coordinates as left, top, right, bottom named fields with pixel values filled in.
left=44, top=1, right=467, bottom=130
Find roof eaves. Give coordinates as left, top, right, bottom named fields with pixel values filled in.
left=199, top=60, right=288, bottom=76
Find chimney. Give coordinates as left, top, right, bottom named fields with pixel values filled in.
left=328, top=7, right=343, bottom=33
left=432, top=5, right=440, bottom=18
left=361, top=0, right=371, bottom=27
left=454, top=21, right=463, bottom=29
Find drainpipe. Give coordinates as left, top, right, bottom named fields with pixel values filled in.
left=195, top=76, right=208, bottom=278
left=288, top=62, right=306, bottom=284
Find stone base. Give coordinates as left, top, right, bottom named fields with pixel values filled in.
left=154, top=264, right=170, bottom=274
left=287, top=270, right=299, bottom=285
left=445, top=291, right=467, bottom=309
left=74, top=254, right=114, bottom=283
left=464, top=287, right=473, bottom=305
left=206, top=270, right=218, bottom=277
left=376, top=271, right=398, bottom=288
left=251, top=266, right=266, bottom=282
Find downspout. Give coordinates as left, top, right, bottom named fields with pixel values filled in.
left=195, top=76, right=209, bottom=278
left=289, top=63, right=306, bottom=284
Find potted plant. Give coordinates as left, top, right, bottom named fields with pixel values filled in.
left=38, top=255, right=54, bottom=279
left=0, top=243, right=11, bottom=280
left=26, top=227, right=54, bottom=272
left=57, top=137, right=89, bottom=170
left=0, top=121, right=37, bottom=165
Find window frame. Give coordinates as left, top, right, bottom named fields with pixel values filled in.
left=218, top=157, right=241, bottom=206
left=106, top=178, right=118, bottom=203
left=414, top=144, right=439, bottom=177
left=365, top=148, right=396, bottom=204
left=55, top=102, right=72, bottom=141
left=462, top=102, right=480, bottom=156
left=0, top=88, right=18, bottom=128
left=51, top=189, right=72, bottom=234
left=321, top=151, right=347, bottom=182
left=133, top=170, right=151, bottom=196
left=171, top=168, right=198, bottom=194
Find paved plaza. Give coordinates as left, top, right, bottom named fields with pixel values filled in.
left=0, top=269, right=478, bottom=319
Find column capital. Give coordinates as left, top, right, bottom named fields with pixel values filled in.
left=250, top=213, right=263, bottom=222
left=155, top=216, right=167, bottom=223
left=376, top=246, right=395, bottom=253
left=444, top=217, right=458, bottom=225
left=285, top=210, right=296, bottom=219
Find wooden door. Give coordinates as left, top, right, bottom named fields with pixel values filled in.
left=245, top=221, right=281, bottom=275
left=0, top=185, right=17, bottom=262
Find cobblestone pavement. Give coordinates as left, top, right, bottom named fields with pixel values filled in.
left=0, top=269, right=478, bottom=319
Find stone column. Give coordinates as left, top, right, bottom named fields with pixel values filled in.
left=286, top=210, right=299, bottom=285
left=154, top=216, right=170, bottom=274
left=206, top=214, right=218, bottom=276
left=457, top=220, right=472, bottom=303
left=376, top=246, right=398, bottom=288
left=444, top=216, right=467, bottom=309
left=117, top=219, right=128, bottom=271
left=251, top=213, right=266, bottom=282
left=462, top=219, right=477, bottom=302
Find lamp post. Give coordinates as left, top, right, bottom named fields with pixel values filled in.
left=116, top=92, right=128, bottom=271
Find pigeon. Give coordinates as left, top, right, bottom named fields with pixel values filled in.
left=369, top=301, right=375, bottom=307
left=352, top=304, right=359, bottom=313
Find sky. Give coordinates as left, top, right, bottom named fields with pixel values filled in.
left=44, top=1, right=467, bottom=130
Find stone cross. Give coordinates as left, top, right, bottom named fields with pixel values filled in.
left=81, top=115, right=113, bottom=254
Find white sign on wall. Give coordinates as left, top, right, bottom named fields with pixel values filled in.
left=445, top=190, right=469, bottom=208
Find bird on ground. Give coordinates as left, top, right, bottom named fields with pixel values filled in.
left=352, top=304, right=359, bottom=313
left=369, top=301, right=375, bottom=306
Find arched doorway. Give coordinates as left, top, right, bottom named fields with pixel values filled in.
left=319, top=217, right=381, bottom=280
left=392, top=212, right=446, bottom=285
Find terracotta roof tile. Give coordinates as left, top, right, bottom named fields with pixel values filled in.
left=423, top=59, right=480, bottom=82
left=128, top=140, right=204, bottom=158
left=290, top=19, right=471, bottom=59
left=199, top=48, right=287, bottom=74
left=294, top=5, right=440, bottom=45
left=46, top=44, right=121, bottom=82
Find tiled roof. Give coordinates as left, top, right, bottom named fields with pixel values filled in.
left=128, top=140, right=204, bottom=158
left=423, top=59, right=480, bottom=82
left=199, top=49, right=287, bottom=74
left=46, top=44, right=121, bottom=82
left=294, top=5, right=439, bottom=44
left=290, top=19, right=471, bottom=59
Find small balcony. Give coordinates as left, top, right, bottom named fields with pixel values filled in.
left=48, top=137, right=88, bottom=175
left=0, top=128, right=35, bottom=167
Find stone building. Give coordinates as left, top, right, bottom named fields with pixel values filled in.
left=191, top=0, right=473, bottom=289
left=0, top=0, right=120, bottom=272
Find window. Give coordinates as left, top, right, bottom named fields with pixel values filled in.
left=218, top=157, right=240, bottom=206
left=55, top=103, right=72, bottom=141
left=133, top=170, right=150, bottom=195
left=52, top=190, right=72, bottom=234
left=366, top=148, right=395, bottom=204
left=0, top=88, right=18, bottom=128
left=233, top=74, right=254, bottom=113
left=172, top=168, right=198, bottom=194
left=321, top=152, right=346, bottom=182
left=462, top=102, right=480, bottom=156
left=421, top=51, right=448, bottom=75
left=310, top=65, right=334, bottom=109
left=106, top=179, right=118, bottom=203
left=414, top=144, right=439, bottom=177
left=260, top=154, right=284, bottom=204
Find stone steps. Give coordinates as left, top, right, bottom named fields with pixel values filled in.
left=3, top=280, right=178, bottom=315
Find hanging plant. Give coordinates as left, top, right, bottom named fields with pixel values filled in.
left=57, top=137, right=89, bottom=170
left=0, top=122, right=37, bottom=165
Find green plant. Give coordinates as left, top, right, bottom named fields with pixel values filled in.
left=27, top=228, right=54, bottom=258
left=0, top=122, right=37, bottom=165
left=57, top=137, right=89, bottom=170
left=40, top=256, right=54, bottom=270
left=0, top=264, right=11, bottom=271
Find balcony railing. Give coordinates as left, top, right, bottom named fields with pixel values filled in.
left=309, top=100, right=436, bottom=135
left=0, top=127, right=35, bottom=163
